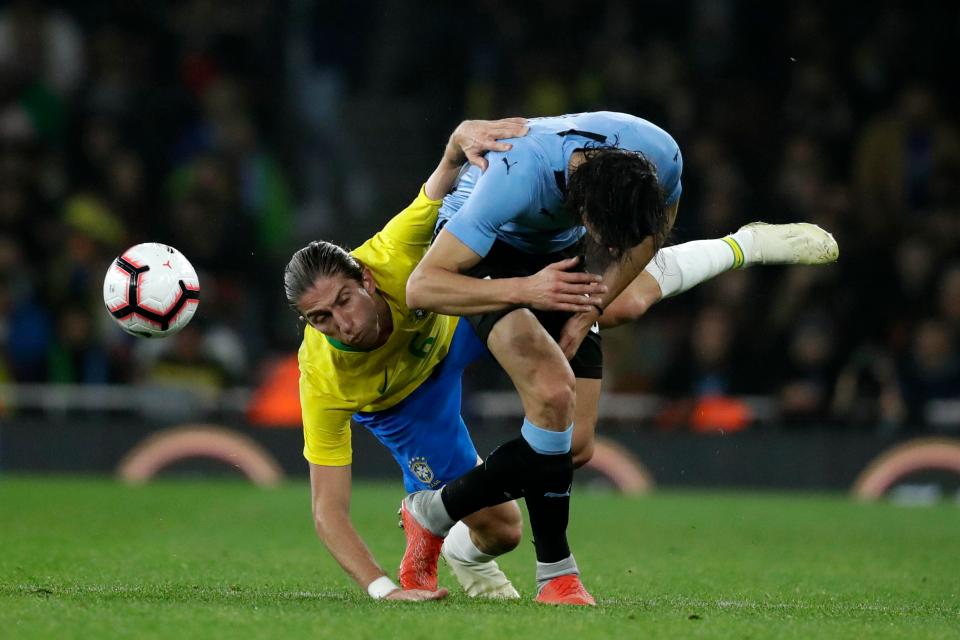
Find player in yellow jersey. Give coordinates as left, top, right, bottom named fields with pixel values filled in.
left=287, top=118, right=529, bottom=601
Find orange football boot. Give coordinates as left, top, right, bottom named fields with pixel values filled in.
left=535, top=574, right=596, bottom=606
left=398, top=500, right=445, bottom=591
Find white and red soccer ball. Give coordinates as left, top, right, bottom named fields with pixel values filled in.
left=103, top=243, right=200, bottom=338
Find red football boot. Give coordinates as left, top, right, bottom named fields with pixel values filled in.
left=535, top=574, right=597, bottom=606
left=398, top=499, right=445, bottom=591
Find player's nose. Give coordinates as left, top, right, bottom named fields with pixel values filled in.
left=335, top=311, right=355, bottom=336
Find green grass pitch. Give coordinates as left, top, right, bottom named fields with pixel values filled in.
left=2, top=476, right=958, bottom=639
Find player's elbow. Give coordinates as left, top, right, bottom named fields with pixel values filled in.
left=405, top=267, right=433, bottom=311
left=312, top=503, right=346, bottom=538
left=312, top=509, right=330, bottom=536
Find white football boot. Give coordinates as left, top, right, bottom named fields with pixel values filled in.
left=441, top=542, right=520, bottom=599
left=730, top=222, right=839, bottom=268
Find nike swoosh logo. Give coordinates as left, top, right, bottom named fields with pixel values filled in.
left=377, top=368, right=388, bottom=394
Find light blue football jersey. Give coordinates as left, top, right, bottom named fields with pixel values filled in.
left=438, top=111, right=682, bottom=256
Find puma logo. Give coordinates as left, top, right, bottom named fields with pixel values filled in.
left=544, top=484, right=572, bottom=498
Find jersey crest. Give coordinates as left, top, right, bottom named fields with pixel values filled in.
left=408, top=456, right=437, bottom=486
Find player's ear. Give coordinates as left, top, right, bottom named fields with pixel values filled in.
left=360, top=266, right=377, bottom=295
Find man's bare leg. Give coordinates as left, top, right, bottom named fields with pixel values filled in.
left=601, top=222, right=840, bottom=329
left=571, top=378, right=602, bottom=468
left=403, top=309, right=593, bottom=603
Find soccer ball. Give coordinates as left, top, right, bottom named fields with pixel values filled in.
left=103, top=243, right=200, bottom=338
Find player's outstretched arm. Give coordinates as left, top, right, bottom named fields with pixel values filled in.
left=309, top=463, right=447, bottom=602
left=424, top=118, right=529, bottom=200
left=407, top=230, right=606, bottom=315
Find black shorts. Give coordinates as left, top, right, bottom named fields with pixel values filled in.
left=463, top=238, right=603, bottom=380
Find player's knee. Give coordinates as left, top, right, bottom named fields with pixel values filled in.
left=474, top=527, right=521, bottom=556
left=529, top=363, right=576, bottom=413
left=497, top=522, right=523, bottom=553
left=544, top=377, right=576, bottom=413
left=469, top=505, right=523, bottom=555
left=485, top=513, right=523, bottom=554
left=572, top=439, right=595, bottom=469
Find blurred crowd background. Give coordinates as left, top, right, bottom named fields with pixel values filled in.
left=1, top=0, right=959, bottom=432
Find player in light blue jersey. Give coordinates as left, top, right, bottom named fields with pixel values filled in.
left=403, top=112, right=685, bottom=605
left=401, top=111, right=838, bottom=605
left=438, top=112, right=682, bottom=257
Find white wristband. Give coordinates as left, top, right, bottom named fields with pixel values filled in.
left=367, top=576, right=399, bottom=599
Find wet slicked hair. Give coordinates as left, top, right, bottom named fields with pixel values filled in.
left=283, top=241, right=363, bottom=310
left=566, top=147, right=669, bottom=263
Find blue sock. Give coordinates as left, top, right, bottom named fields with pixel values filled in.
left=521, top=417, right=573, bottom=455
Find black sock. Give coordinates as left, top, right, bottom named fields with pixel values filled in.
left=525, top=459, right=572, bottom=563
left=441, top=437, right=573, bottom=563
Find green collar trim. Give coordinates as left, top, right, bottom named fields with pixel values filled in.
left=324, top=336, right=375, bottom=352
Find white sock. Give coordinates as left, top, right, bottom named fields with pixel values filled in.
left=443, top=521, right=496, bottom=563
left=644, top=238, right=739, bottom=299
left=408, top=490, right=455, bottom=536
left=536, top=555, right=579, bottom=591
left=727, top=227, right=755, bottom=263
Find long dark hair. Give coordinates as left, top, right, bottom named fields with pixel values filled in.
left=283, top=241, right=362, bottom=310
left=566, top=147, right=669, bottom=264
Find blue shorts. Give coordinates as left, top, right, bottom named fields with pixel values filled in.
left=352, top=320, right=488, bottom=493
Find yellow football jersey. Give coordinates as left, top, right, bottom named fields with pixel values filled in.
left=299, top=186, right=459, bottom=466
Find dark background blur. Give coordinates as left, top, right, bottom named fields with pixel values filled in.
left=2, top=0, right=959, bottom=437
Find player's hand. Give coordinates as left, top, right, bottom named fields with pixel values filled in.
left=446, top=118, right=529, bottom=172
left=558, top=310, right=601, bottom=360
left=521, top=257, right=606, bottom=313
left=383, top=587, right=449, bottom=602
